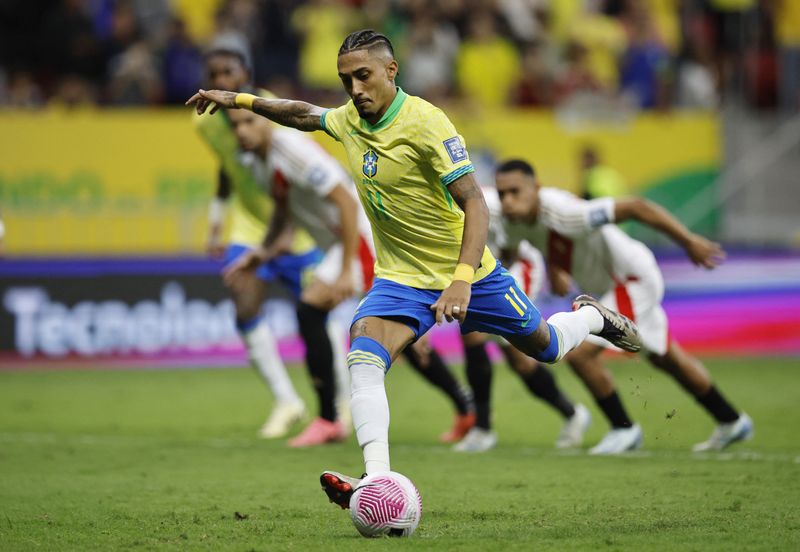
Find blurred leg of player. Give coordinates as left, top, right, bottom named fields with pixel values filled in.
left=454, top=333, right=590, bottom=452
left=401, top=336, right=475, bottom=443
left=648, top=340, right=753, bottom=452
left=288, top=242, right=371, bottom=448
left=455, top=249, right=590, bottom=452
left=565, top=342, right=643, bottom=454
left=506, top=244, right=592, bottom=449
left=224, top=244, right=310, bottom=438
left=573, top=267, right=750, bottom=454
left=454, top=333, right=497, bottom=452
left=327, top=316, right=352, bottom=429
left=501, top=344, right=592, bottom=449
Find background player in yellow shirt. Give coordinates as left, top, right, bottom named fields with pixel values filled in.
left=196, top=37, right=332, bottom=440
left=187, top=30, right=641, bottom=510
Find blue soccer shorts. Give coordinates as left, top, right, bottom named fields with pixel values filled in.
left=351, top=261, right=541, bottom=339
left=223, top=243, right=322, bottom=299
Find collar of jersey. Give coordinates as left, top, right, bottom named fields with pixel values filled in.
left=359, top=87, right=407, bottom=133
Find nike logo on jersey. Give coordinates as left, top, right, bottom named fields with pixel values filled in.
left=520, top=312, right=532, bottom=328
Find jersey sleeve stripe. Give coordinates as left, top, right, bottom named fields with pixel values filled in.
left=441, top=164, right=475, bottom=186
left=320, top=109, right=338, bottom=140
left=540, top=204, right=587, bottom=233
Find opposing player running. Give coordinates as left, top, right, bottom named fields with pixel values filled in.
left=186, top=30, right=641, bottom=509
left=454, top=188, right=591, bottom=452
left=195, top=36, right=330, bottom=439
left=494, top=159, right=753, bottom=454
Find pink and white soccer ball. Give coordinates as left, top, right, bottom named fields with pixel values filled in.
left=348, top=471, right=422, bottom=537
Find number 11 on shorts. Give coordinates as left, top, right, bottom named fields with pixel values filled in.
left=504, top=286, right=527, bottom=316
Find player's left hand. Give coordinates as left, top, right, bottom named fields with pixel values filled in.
left=685, top=234, right=726, bottom=269
left=431, top=280, right=471, bottom=325
left=185, top=89, right=237, bottom=115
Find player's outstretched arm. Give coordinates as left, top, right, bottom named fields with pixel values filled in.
left=614, top=197, right=726, bottom=268
left=431, top=173, right=489, bottom=324
left=185, top=90, right=326, bottom=132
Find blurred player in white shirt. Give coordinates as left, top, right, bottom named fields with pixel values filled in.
left=495, top=159, right=753, bottom=454
left=197, top=40, right=324, bottom=440
left=224, top=109, right=368, bottom=447
left=453, top=187, right=593, bottom=453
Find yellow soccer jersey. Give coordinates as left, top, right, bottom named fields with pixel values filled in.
left=193, top=92, right=315, bottom=252
left=320, top=88, right=496, bottom=290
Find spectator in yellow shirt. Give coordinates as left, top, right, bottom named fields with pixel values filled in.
left=580, top=145, right=627, bottom=200
left=456, top=11, right=521, bottom=107
left=292, top=0, right=359, bottom=91
left=568, top=5, right=627, bottom=92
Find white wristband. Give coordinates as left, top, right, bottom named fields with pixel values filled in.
left=0, top=218, right=5, bottom=239
left=208, top=198, right=227, bottom=226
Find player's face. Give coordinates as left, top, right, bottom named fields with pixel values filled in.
left=337, top=49, right=398, bottom=123
left=228, top=109, right=270, bottom=152
left=206, top=54, right=249, bottom=91
left=495, top=171, right=539, bottom=222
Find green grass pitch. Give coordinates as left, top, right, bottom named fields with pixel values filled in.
left=1, top=357, right=798, bottom=550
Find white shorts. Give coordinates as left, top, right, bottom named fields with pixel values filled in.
left=507, top=240, right=546, bottom=301
left=586, top=252, right=670, bottom=355
left=313, top=236, right=375, bottom=295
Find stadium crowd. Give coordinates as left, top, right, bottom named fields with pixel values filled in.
left=1, top=0, right=798, bottom=112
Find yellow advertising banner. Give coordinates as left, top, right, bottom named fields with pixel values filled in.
left=0, top=107, right=719, bottom=255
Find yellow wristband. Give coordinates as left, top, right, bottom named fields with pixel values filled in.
left=234, top=93, right=256, bottom=110
left=452, top=263, right=475, bottom=283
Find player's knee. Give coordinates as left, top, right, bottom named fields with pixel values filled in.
left=300, top=280, right=335, bottom=311
left=350, top=317, right=370, bottom=341
left=511, top=356, right=539, bottom=376
left=405, top=342, right=431, bottom=369
left=234, top=303, right=260, bottom=322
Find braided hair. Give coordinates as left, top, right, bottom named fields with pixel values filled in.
left=338, top=29, right=395, bottom=58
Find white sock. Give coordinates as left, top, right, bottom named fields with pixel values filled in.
left=350, top=362, right=390, bottom=474
left=241, top=319, right=301, bottom=405
left=546, top=306, right=603, bottom=357
left=326, top=319, right=350, bottom=404
left=574, top=305, right=604, bottom=333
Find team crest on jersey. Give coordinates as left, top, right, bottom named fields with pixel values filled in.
left=588, top=207, right=610, bottom=227
left=443, top=136, right=467, bottom=163
left=362, top=150, right=378, bottom=178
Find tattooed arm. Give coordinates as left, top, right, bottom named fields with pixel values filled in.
left=186, top=89, right=326, bottom=132
left=430, top=172, right=489, bottom=324
left=448, top=173, right=490, bottom=272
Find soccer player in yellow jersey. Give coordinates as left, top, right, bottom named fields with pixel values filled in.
left=187, top=30, right=641, bottom=509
